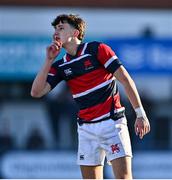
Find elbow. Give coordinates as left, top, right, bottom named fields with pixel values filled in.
left=31, top=83, right=50, bottom=98
left=30, top=89, right=42, bottom=98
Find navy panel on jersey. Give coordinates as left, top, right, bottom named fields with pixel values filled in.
left=57, top=54, right=102, bottom=81
left=47, top=60, right=63, bottom=89
left=106, top=58, right=122, bottom=74
left=74, top=80, right=116, bottom=110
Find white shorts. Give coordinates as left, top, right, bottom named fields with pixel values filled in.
left=77, top=117, right=132, bottom=166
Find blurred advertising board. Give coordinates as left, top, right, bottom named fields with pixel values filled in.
left=0, top=36, right=65, bottom=81
left=0, top=36, right=48, bottom=81
left=0, top=36, right=172, bottom=81
left=1, top=151, right=172, bottom=179
left=1, top=151, right=81, bottom=178
left=107, top=38, right=172, bottom=75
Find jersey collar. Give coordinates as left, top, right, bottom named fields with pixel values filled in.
left=63, top=43, right=88, bottom=62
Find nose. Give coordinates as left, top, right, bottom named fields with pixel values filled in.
left=53, top=33, right=59, bottom=41
left=55, top=28, right=60, bottom=34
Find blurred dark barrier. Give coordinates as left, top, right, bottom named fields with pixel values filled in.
left=0, top=0, right=171, bottom=9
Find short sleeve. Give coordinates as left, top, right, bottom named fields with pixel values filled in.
left=97, top=43, right=122, bottom=73
left=47, top=61, right=63, bottom=89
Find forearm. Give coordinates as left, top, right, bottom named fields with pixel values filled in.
left=123, top=77, right=148, bottom=119
left=114, top=66, right=146, bottom=116
left=31, top=59, right=52, bottom=97
left=123, top=77, right=143, bottom=109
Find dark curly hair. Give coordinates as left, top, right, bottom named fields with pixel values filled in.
left=51, top=14, right=86, bottom=41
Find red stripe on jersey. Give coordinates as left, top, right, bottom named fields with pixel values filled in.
left=78, top=93, right=122, bottom=121
left=49, top=67, right=57, bottom=75
left=66, top=54, right=70, bottom=62
left=97, top=43, right=116, bottom=66
left=77, top=48, right=82, bottom=56
left=67, top=67, right=113, bottom=94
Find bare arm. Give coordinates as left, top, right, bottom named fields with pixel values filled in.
left=114, top=65, right=150, bottom=139
left=31, top=60, right=53, bottom=98
left=31, top=39, right=62, bottom=98
left=114, top=66, right=142, bottom=109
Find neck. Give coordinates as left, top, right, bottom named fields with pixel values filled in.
left=64, top=39, right=81, bottom=56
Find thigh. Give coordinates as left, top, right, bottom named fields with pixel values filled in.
left=101, top=118, right=132, bottom=163
left=77, top=124, right=105, bottom=166
left=80, top=165, right=103, bottom=179
left=111, top=156, right=132, bottom=179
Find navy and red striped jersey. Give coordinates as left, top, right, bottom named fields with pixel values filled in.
left=47, top=41, right=124, bottom=122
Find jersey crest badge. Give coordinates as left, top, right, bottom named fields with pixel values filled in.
left=64, top=68, right=72, bottom=76
left=84, top=59, right=94, bottom=70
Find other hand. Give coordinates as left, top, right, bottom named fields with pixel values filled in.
left=134, top=116, right=150, bottom=139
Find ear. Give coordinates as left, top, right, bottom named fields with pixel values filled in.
left=73, top=29, right=80, bottom=38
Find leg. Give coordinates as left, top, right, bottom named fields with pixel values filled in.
left=111, top=156, right=132, bottom=179
left=77, top=123, right=106, bottom=179
left=80, top=165, right=103, bottom=179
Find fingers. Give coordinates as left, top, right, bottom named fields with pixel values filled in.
left=49, top=43, right=60, bottom=52
left=135, top=118, right=150, bottom=139
left=46, top=33, right=62, bottom=60
left=53, top=33, right=60, bottom=42
left=145, top=122, right=150, bottom=135
left=51, top=34, right=62, bottom=51
left=139, top=129, right=144, bottom=139
left=53, top=34, right=62, bottom=46
left=135, top=125, right=139, bottom=136
left=144, top=119, right=151, bottom=136
left=53, top=40, right=62, bottom=49
left=49, top=39, right=62, bottom=52
left=46, top=43, right=61, bottom=60
left=135, top=126, right=144, bottom=139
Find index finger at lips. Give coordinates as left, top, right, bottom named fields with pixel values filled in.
left=53, top=34, right=58, bottom=41
left=49, top=44, right=60, bottom=54
left=53, top=34, right=62, bottom=43
left=54, top=41, right=62, bottom=48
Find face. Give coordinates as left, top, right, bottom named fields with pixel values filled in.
left=54, top=21, right=77, bottom=45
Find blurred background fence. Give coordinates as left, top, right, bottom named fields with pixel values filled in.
left=0, top=1, right=172, bottom=178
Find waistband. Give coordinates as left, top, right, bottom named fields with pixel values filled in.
left=77, top=110, right=125, bottom=126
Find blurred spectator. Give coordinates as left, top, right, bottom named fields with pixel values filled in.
left=141, top=26, right=154, bottom=38
left=154, top=116, right=170, bottom=150
left=46, top=81, right=78, bottom=149
left=0, top=118, right=15, bottom=154
left=26, top=128, right=45, bottom=150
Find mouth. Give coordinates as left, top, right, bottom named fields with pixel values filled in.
left=53, top=34, right=61, bottom=42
